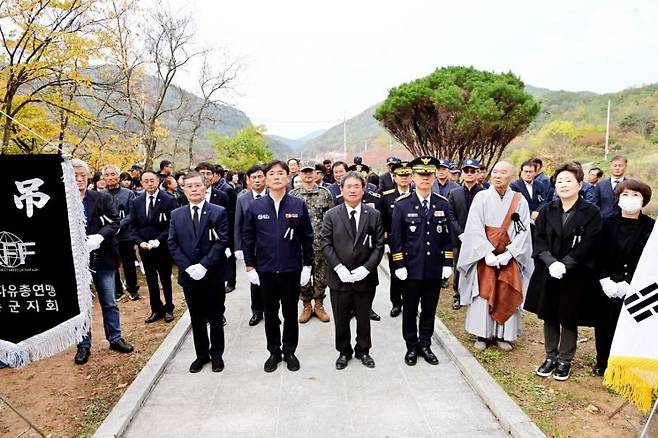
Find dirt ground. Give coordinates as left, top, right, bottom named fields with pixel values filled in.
left=0, top=278, right=186, bottom=438
left=436, top=292, right=652, bottom=437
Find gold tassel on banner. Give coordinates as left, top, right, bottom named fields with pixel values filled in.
left=603, top=356, right=658, bottom=413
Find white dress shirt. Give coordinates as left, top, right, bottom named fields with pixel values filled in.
left=253, top=189, right=266, bottom=199
left=189, top=200, right=206, bottom=220
left=145, top=190, right=158, bottom=216
left=345, top=203, right=362, bottom=230
left=270, top=194, right=283, bottom=216
left=524, top=180, right=533, bottom=199
left=416, top=191, right=431, bottom=207
left=205, top=187, right=213, bottom=203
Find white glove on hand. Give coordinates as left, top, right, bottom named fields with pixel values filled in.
left=384, top=244, right=391, bottom=254
left=147, top=239, right=160, bottom=249
left=185, top=264, right=207, bottom=281
left=485, top=253, right=499, bottom=268
left=247, top=269, right=260, bottom=286
left=599, top=277, right=617, bottom=298
left=442, top=266, right=453, bottom=280
left=548, top=261, right=567, bottom=279
left=616, top=281, right=631, bottom=299
left=350, top=266, right=369, bottom=282
left=496, top=251, right=513, bottom=266
left=85, top=234, right=104, bottom=252
left=234, top=250, right=244, bottom=260
left=394, top=267, right=408, bottom=281
left=334, top=264, right=354, bottom=283
left=225, top=248, right=232, bottom=258
left=300, top=266, right=312, bottom=286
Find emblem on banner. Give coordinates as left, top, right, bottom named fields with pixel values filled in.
left=0, top=231, right=36, bottom=269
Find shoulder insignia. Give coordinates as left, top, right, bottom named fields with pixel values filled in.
left=368, top=191, right=381, bottom=198
left=382, top=189, right=396, bottom=196
left=336, top=193, right=343, bottom=199
left=395, top=192, right=412, bottom=202
left=432, top=192, right=448, bottom=202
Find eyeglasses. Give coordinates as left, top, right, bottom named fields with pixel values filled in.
left=462, top=168, right=478, bottom=174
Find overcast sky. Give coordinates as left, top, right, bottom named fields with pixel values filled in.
left=171, top=0, right=658, bottom=139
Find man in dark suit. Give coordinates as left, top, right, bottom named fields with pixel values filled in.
left=321, top=171, right=385, bottom=369
left=129, top=170, right=178, bottom=324
left=432, top=158, right=460, bottom=197
left=447, top=159, right=484, bottom=310
left=212, top=164, right=238, bottom=292
left=377, top=156, right=400, bottom=193
left=71, top=160, right=134, bottom=365
left=168, top=171, right=229, bottom=373
left=592, top=155, right=628, bottom=218
left=234, top=164, right=268, bottom=326
left=510, top=159, right=549, bottom=222
left=326, top=161, right=348, bottom=204
left=531, top=157, right=553, bottom=200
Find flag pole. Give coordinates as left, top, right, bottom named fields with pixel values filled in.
left=604, top=99, right=611, bottom=161
left=640, top=397, right=658, bottom=438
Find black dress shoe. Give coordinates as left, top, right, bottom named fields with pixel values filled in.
left=283, top=353, right=300, bottom=371
left=212, top=357, right=224, bottom=372
left=249, top=313, right=263, bottom=326
left=264, top=354, right=282, bottom=373
left=536, top=358, right=558, bottom=377
left=164, top=312, right=175, bottom=323
left=592, top=364, right=606, bottom=376
left=109, top=338, right=134, bottom=353
left=404, top=350, right=417, bottom=366
left=369, top=309, right=381, bottom=321
left=145, top=312, right=164, bottom=323
left=129, top=293, right=142, bottom=301
left=190, top=357, right=210, bottom=373
left=74, top=347, right=91, bottom=365
left=225, top=284, right=236, bottom=293
left=390, top=306, right=402, bottom=317
left=335, top=354, right=351, bottom=370
left=356, top=353, right=375, bottom=368
left=451, top=298, right=461, bottom=310
left=417, top=346, right=439, bottom=365
left=553, top=361, right=571, bottom=381
left=222, top=315, right=227, bottom=326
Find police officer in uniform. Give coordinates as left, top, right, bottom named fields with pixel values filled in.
left=378, top=156, right=401, bottom=193
left=380, top=160, right=413, bottom=317
left=390, top=156, right=454, bottom=366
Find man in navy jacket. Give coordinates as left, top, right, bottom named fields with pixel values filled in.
left=510, top=159, right=549, bottom=222
left=242, top=160, right=314, bottom=373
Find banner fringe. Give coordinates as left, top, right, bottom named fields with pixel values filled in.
left=0, top=159, right=92, bottom=368
left=603, top=355, right=658, bottom=414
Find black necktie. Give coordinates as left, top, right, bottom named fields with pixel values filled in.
left=192, top=206, right=199, bottom=237
left=613, top=179, right=620, bottom=189
left=256, top=194, right=261, bottom=199
left=148, top=195, right=155, bottom=217
left=349, top=210, right=357, bottom=241
left=422, top=199, right=429, bottom=217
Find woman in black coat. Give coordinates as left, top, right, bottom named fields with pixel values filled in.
left=593, top=179, right=654, bottom=376
left=524, top=162, right=603, bottom=381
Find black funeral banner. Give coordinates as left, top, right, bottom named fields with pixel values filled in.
left=0, top=154, right=91, bottom=368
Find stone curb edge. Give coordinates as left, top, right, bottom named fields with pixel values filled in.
left=378, top=263, right=545, bottom=438
left=93, top=311, right=192, bottom=438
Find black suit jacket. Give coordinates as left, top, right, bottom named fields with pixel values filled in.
left=128, top=190, right=178, bottom=245
left=447, top=184, right=484, bottom=246
left=510, top=178, right=548, bottom=213
left=320, top=203, right=384, bottom=292
left=593, top=176, right=625, bottom=218
left=84, top=190, right=120, bottom=268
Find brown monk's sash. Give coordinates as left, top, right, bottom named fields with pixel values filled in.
left=476, top=192, right=523, bottom=325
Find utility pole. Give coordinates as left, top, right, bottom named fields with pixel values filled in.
left=343, top=111, right=347, bottom=159
left=604, top=99, right=611, bottom=161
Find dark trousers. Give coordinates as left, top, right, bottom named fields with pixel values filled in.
left=403, top=279, right=441, bottom=350
left=452, top=247, right=461, bottom=301
left=225, top=254, right=236, bottom=287
left=387, top=254, right=404, bottom=308
left=594, top=298, right=623, bottom=367
left=251, top=283, right=264, bottom=314
left=115, top=240, right=138, bottom=297
left=184, top=281, right=225, bottom=360
left=260, top=272, right=300, bottom=355
left=140, top=247, right=174, bottom=314
left=330, top=288, right=373, bottom=356
left=544, top=320, right=577, bottom=364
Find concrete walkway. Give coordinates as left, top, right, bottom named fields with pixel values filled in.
left=122, top=265, right=508, bottom=437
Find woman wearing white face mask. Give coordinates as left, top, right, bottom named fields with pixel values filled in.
left=593, top=179, right=654, bottom=376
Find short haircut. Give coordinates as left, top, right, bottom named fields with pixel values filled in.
left=332, top=161, right=348, bottom=172
left=159, top=160, right=172, bottom=171
left=70, top=158, right=90, bottom=174
left=520, top=159, right=535, bottom=170
left=174, top=171, right=186, bottom=180
left=263, top=160, right=289, bottom=175
left=554, top=162, right=584, bottom=183
left=102, top=164, right=120, bottom=174
left=531, top=157, right=543, bottom=168
left=340, top=170, right=366, bottom=188
left=322, top=159, right=332, bottom=165
left=195, top=162, right=215, bottom=172
left=119, top=171, right=132, bottom=181
left=367, top=172, right=380, bottom=187
left=611, top=155, right=628, bottom=164
left=589, top=167, right=603, bottom=178
left=131, top=177, right=142, bottom=188
left=246, top=164, right=264, bottom=178
left=615, top=179, right=652, bottom=207
left=214, top=164, right=225, bottom=177
left=141, top=169, right=158, bottom=179
left=479, top=164, right=488, bottom=171
left=182, top=171, right=204, bottom=183
left=287, top=158, right=299, bottom=165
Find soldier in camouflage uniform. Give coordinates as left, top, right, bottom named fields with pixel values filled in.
left=291, top=160, right=335, bottom=323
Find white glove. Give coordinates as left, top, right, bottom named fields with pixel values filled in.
left=334, top=264, right=354, bottom=283
left=247, top=269, right=260, bottom=285
left=350, top=266, right=369, bottom=282
left=234, top=250, right=244, bottom=260
left=548, top=261, right=566, bottom=279
left=616, top=281, right=631, bottom=299
left=394, top=267, right=408, bottom=281
left=300, top=266, right=312, bottom=286
left=599, top=277, right=617, bottom=298
left=85, top=234, right=104, bottom=252
left=384, top=244, right=391, bottom=254
left=458, top=233, right=464, bottom=242
left=225, top=248, right=232, bottom=258
left=147, top=239, right=160, bottom=249
left=442, top=266, right=453, bottom=280
left=185, top=263, right=207, bottom=281
left=496, top=251, right=513, bottom=266
left=485, top=253, right=499, bottom=268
